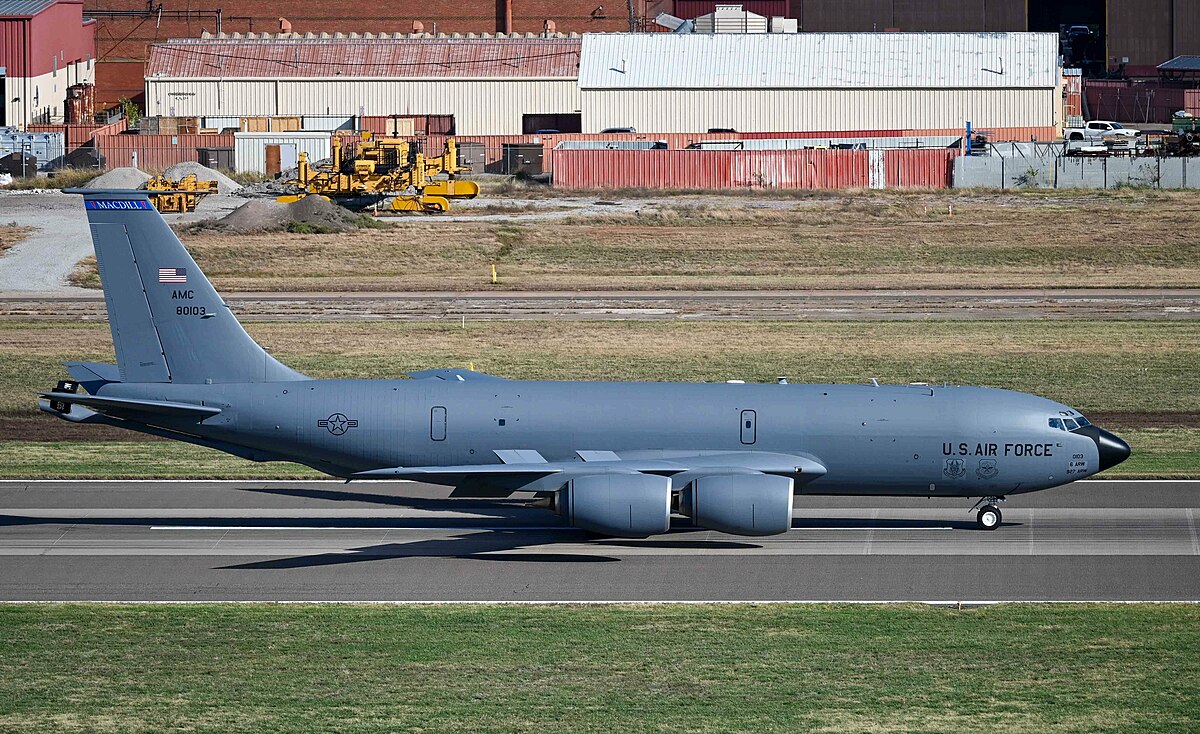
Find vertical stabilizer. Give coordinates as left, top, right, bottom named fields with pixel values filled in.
left=71, top=190, right=306, bottom=384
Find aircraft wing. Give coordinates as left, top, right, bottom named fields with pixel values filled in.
left=354, top=451, right=826, bottom=491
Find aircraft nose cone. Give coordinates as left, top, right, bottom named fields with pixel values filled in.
left=1094, top=428, right=1131, bottom=472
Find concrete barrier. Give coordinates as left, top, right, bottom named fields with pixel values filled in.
left=955, top=155, right=1200, bottom=189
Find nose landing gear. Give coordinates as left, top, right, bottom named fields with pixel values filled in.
left=970, top=496, right=1006, bottom=530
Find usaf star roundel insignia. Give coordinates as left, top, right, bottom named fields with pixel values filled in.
left=318, top=413, right=359, bottom=436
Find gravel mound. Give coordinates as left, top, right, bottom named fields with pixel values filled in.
left=83, top=167, right=151, bottom=189
left=162, top=162, right=242, bottom=194
left=193, top=195, right=374, bottom=234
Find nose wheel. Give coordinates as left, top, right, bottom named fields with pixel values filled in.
left=971, top=496, right=1006, bottom=531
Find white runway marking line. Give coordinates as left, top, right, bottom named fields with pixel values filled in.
left=1187, top=508, right=1200, bottom=556
left=2, top=599, right=1200, bottom=605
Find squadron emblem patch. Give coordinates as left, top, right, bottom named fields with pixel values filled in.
left=943, top=458, right=967, bottom=479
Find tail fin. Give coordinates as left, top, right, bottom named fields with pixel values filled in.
left=72, top=189, right=305, bottom=384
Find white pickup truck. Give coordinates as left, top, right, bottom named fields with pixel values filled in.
left=1063, top=121, right=1141, bottom=141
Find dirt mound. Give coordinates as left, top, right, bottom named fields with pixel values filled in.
left=193, top=195, right=377, bottom=234
left=162, top=162, right=242, bottom=194
left=83, top=167, right=151, bottom=189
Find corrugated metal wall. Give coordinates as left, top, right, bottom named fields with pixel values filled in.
left=1108, top=0, right=1173, bottom=67
left=582, top=88, right=1057, bottom=134
left=28, top=119, right=126, bottom=149
left=792, top=0, right=1026, bottom=31
left=94, top=133, right=235, bottom=171
left=1177, top=1, right=1200, bottom=57
left=884, top=149, right=958, bottom=188
left=552, top=148, right=957, bottom=190
left=675, top=0, right=788, bottom=18
left=145, top=79, right=580, bottom=136
left=233, top=132, right=332, bottom=174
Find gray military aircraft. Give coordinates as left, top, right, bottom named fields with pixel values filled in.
left=40, top=190, right=1130, bottom=537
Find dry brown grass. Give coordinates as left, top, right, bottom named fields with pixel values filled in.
left=143, top=193, right=1200, bottom=292
left=0, top=225, right=32, bottom=256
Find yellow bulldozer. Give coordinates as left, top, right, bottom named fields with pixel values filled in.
left=144, top=174, right=220, bottom=213
left=277, top=134, right=479, bottom=213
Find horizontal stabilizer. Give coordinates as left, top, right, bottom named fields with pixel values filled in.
left=64, top=362, right=122, bottom=393
left=38, top=392, right=221, bottom=419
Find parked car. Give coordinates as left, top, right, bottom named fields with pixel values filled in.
left=600, top=127, right=636, bottom=133
left=1063, top=121, right=1140, bottom=141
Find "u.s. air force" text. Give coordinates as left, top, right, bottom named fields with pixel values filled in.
left=942, top=442, right=1054, bottom=457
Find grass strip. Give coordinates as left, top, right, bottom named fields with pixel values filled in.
left=0, top=603, right=1197, bottom=733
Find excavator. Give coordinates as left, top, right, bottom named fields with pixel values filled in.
left=276, top=133, right=479, bottom=213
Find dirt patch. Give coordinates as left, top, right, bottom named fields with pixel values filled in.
left=0, top=225, right=31, bottom=256
left=184, top=196, right=384, bottom=235
left=1087, top=412, right=1200, bottom=429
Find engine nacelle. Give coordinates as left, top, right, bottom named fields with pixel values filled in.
left=678, top=472, right=794, bottom=536
left=558, top=473, right=672, bottom=538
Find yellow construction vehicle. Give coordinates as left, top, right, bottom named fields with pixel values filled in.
left=144, top=174, right=220, bottom=213
left=278, top=134, right=479, bottom=213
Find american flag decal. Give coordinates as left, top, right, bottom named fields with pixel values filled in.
left=159, top=268, right=187, bottom=283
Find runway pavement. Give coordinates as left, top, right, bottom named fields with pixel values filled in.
left=0, top=479, right=1196, bottom=602
left=2, top=289, right=1197, bottom=321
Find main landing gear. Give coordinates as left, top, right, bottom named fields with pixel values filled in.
left=970, top=496, right=1006, bottom=530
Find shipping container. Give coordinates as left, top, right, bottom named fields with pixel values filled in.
left=233, top=132, right=332, bottom=174
left=1186, top=90, right=1200, bottom=118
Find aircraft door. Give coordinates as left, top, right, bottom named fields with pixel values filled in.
left=431, top=406, right=447, bottom=441
left=740, top=410, right=756, bottom=445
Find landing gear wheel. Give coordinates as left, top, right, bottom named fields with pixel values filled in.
left=977, top=505, right=1002, bottom=530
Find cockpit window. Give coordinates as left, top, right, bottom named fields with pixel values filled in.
left=1051, top=415, right=1091, bottom=431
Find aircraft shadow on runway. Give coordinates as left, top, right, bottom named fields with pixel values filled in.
left=238, top=486, right=529, bottom=516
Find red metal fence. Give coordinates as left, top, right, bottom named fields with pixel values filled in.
left=884, top=149, right=958, bottom=188
left=27, top=119, right=127, bottom=149
left=93, top=132, right=236, bottom=171
left=553, top=148, right=957, bottom=191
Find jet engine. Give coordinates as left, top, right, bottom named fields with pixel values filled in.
left=677, top=472, right=794, bottom=536
left=556, top=473, right=672, bottom=538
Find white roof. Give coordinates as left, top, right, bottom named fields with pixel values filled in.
left=579, top=33, right=1059, bottom=89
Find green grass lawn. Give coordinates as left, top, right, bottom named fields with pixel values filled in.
left=0, top=603, right=1197, bottom=733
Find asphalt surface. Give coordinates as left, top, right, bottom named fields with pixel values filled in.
left=0, top=479, right=1196, bottom=602
left=2, top=288, right=1198, bottom=321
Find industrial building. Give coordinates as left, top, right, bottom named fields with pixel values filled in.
left=144, top=36, right=582, bottom=136
left=0, top=0, right=95, bottom=127
left=82, top=0, right=1198, bottom=111
left=144, top=31, right=1060, bottom=137
left=578, top=32, right=1059, bottom=136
